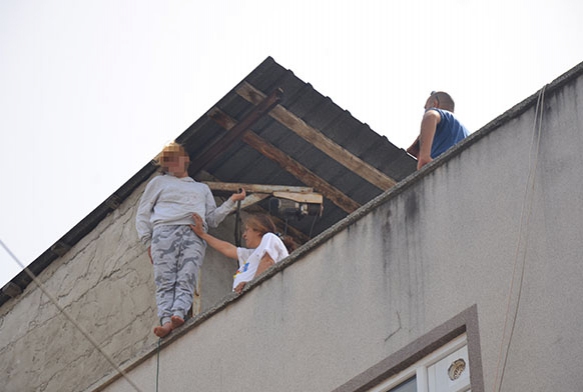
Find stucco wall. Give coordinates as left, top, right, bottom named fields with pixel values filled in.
left=101, top=73, right=583, bottom=391
left=0, top=175, right=239, bottom=392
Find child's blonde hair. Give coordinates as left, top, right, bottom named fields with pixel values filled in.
left=155, top=142, right=188, bottom=174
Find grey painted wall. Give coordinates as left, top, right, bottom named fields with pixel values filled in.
left=101, top=72, right=583, bottom=391
left=0, top=176, right=239, bottom=392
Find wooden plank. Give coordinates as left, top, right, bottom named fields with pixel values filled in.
left=272, top=191, right=323, bottom=204
left=236, top=82, right=397, bottom=190
left=203, top=181, right=314, bottom=194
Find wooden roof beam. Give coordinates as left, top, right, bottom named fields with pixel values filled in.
left=242, top=131, right=360, bottom=213
left=210, top=109, right=361, bottom=214
left=236, top=82, right=397, bottom=190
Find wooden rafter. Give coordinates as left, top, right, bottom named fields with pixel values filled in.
left=188, top=88, right=283, bottom=175
left=236, top=82, right=397, bottom=190
left=242, top=131, right=360, bottom=213
left=209, top=108, right=361, bottom=214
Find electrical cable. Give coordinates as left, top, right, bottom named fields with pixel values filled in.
left=493, top=85, right=546, bottom=392
left=234, top=198, right=242, bottom=247
left=0, top=238, right=143, bottom=392
left=308, top=214, right=319, bottom=239
left=283, top=216, right=289, bottom=236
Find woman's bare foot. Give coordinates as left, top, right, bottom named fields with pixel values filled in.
left=171, top=315, right=185, bottom=329
left=153, top=322, right=173, bottom=338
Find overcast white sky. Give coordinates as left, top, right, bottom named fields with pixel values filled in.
left=1, top=0, right=582, bottom=288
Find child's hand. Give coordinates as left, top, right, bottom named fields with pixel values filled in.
left=234, top=281, right=247, bottom=294
left=190, top=213, right=205, bottom=236
left=230, top=188, right=246, bottom=202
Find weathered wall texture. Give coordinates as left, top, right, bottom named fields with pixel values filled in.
left=0, top=175, right=238, bottom=392
left=101, top=73, right=583, bottom=391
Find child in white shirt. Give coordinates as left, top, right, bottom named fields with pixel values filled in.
left=191, top=212, right=295, bottom=293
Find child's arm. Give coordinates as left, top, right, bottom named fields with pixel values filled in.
left=190, top=213, right=238, bottom=259
left=255, top=252, right=275, bottom=276
left=233, top=253, right=276, bottom=293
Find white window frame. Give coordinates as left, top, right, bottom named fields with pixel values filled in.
left=367, top=334, right=469, bottom=392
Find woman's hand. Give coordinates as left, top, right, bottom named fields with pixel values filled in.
left=230, top=188, right=246, bottom=202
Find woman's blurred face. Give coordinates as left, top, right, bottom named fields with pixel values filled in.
left=242, top=225, right=262, bottom=248
left=162, top=153, right=189, bottom=177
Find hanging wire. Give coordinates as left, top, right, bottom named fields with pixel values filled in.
left=283, top=216, right=289, bottom=236
left=308, top=214, right=319, bottom=239
left=234, top=193, right=242, bottom=247
left=493, top=85, right=547, bottom=392
left=0, top=238, right=143, bottom=392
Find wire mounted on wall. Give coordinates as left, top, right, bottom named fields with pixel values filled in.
left=493, top=84, right=547, bottom=392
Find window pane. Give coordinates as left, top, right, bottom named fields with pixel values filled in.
left=388, top=376, right=416, bottom=392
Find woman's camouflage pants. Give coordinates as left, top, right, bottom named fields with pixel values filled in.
left=151, top=225, right=205, bottom=325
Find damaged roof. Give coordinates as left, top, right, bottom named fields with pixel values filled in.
left=0, top=56, right=416, bottom=305
left=179, top=57, right=416, bottom=238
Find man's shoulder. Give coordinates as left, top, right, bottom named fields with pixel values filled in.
left=424, top=108, right=442, bottom=117
left=426, top=108, right=450, bottom=117
left=423, top=108, right=442, bottom=124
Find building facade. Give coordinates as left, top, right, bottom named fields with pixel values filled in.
left=2, top=60, right=582, bottom=392
left=100, top=63, right=583, bottom=391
